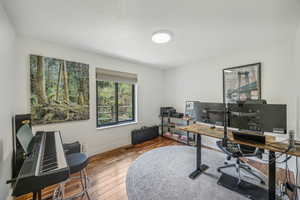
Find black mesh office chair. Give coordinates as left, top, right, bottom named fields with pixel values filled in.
left=217, top=100, right=267, bottom=185
left=216, top=140, right=265, bottom=185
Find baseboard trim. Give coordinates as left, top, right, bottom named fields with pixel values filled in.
left=88, top=144, right=133, bottom=161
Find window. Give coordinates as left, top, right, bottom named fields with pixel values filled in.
left=96, top=68, right=137, bottom=127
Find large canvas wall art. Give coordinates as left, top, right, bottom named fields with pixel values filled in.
left=30, top=55, right=90, bottom=125
left=223, top=63, right=261, bottom=103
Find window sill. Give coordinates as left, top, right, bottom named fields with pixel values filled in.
left=96, top=121, right=138, bottom=130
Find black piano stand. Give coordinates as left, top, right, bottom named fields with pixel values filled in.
left=189, top=134, right=209, bottom=179
left=32, top=191, right=42, bottom=200
left=32, top=190, right=53, bottom=200
left=269, top=151, right=276, bottom=200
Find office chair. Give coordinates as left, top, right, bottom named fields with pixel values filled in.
left=216, top=99, right=267, bottom=184
left=216, top=140, right=265, bottom=185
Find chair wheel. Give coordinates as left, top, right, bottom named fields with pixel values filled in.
left=224, top=162, right=228, bottom=165
left=217, top=168, right=221, bottom=172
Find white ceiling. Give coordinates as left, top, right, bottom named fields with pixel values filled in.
left=2, top=0, right=300, bottom=68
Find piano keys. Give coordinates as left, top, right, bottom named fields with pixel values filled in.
left=12, top=131, right=69, bottom=198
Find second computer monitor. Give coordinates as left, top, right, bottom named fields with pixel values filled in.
left=261, top=104, right=287, bottom=133
left=228, top=103, right=262, bottom=132
left=196, top=102, right=225, bottom=126
left=228, top=103, right=287, bottom=133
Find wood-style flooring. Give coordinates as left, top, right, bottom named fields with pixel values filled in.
left=15, top=137, right=294, bottom=200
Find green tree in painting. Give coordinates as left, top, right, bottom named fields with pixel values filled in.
left=30, top=55, right=89, bottom=125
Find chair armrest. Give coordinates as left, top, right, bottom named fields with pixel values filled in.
left=216, top=140, right=240, bottom=157
left=238, top=144, right=262, bottom=158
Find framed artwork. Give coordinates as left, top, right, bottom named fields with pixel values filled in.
left=223, top=63, right=261, bottom=104
left=30, top=55, right=90, bottom=125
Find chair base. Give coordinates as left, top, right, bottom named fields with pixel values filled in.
left=217, top=159, right=265, bottom=185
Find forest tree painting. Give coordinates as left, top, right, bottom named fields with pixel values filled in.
left=30, top=55, right=89, bottom=125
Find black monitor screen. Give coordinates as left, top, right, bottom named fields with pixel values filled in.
left=228, top=103, right=287, bottom=133
left=197, top=102, right=224, bottom=126
left=228, top=103, right=262, bottom=132
left=261, top=104, right=287, bottom=133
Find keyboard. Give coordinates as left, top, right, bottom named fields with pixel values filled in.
left=12, top=131, right=69, bottom=197
left=232, top=131, right=266, bottom=145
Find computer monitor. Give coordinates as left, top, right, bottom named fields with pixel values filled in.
left=228, top=103, right=287, bottom=134
left=261, top=104, right=287, bottom=133
left=228, top=103, right=262, bottom=132
left=185, top=101, right=201, bottom=121
left=197, top=102, right=225, bottom=126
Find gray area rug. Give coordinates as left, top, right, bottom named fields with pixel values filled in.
left=126, top=146, right=267, bottom=200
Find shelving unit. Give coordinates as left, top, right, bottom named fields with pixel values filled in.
left=160, top=115, right=196, bottom=145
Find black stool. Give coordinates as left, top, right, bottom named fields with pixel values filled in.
left=54, top=153, right=91, bottom=200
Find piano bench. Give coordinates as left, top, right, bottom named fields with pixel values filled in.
left=63, top=141, right=81, bottom=155
left=54, top=153, right=91, bottom=200
left=67, top=153, right=88, bottom=174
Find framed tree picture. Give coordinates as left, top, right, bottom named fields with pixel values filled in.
left=30, top=55, right=90, bottom=125
left=223, top=63, right=261, bottom=103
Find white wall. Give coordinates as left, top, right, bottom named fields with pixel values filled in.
left=15, top=37, right=164, bottom=156
left=0, top=2, right=16, bottom=200
left=163, top=39, right=298, bottom=168
left=164, top=39, right=297, bottom=130
left=294, top=22, right=300, bottom=119
left=293, top=17, right=300, bottom=186
left=163, top=38, right=300, bottom=175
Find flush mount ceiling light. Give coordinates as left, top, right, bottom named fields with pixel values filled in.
left=152, top=30, right=173, bottom=44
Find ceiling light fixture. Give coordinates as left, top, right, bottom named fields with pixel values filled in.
left=152, top=30, right=172, bottom=44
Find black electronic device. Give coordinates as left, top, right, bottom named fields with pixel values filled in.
left=261, top=104, right=287, bottom=134
left=232, top=131, right=266, bottom=145
left=228, top=101, right=287, bottom=134
left=197, top=102, right=225, bottom=126
left=11, top=131, right=69, bottom=197
left=160, top=107, right=176, bottom=117
left=228, top=103, right=263, bottom=132
left=171, top=112, right=184, bottom=118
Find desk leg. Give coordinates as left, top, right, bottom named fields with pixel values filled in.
left=189, top=134, right=209, bottom=179
left=269, top=151, right=276, bottom=200
left=32, top=192, right=37, bottom=200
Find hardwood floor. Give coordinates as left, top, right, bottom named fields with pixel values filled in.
left=16, top=137, right=294, bottom=200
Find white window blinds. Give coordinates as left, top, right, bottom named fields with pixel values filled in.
left=96, top=68, right=138, bottom=84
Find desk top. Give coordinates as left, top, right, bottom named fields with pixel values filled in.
left=178, top=124, right=300, bottom=157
